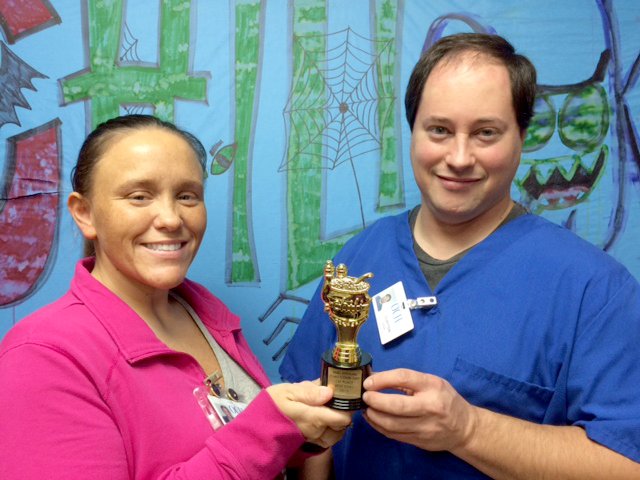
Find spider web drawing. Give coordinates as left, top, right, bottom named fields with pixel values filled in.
left=120, top=22, right=141, bottom=63
left=119, top=22, right=147, bottom=116
left=280, top=27, right=395, bottom=226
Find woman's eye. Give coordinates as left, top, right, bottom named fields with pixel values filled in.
left=179, top=193, right=200, bottom=203
left=428, top=126, right=448, bottom=136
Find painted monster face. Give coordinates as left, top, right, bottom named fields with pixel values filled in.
left=518, top=85, right=609, bottom=208
left=514, top=51, right=616, bottom=246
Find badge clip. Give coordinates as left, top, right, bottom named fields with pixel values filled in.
left=204, top=371, right=240, bottom=402
left=204, top=371, right=223, bottom=395
left=406, top=296, right=437, bottom=310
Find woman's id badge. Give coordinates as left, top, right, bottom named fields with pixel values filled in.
left=194, top=372, right=249, bottom=430
left=207, top=395, right=247, bottom=425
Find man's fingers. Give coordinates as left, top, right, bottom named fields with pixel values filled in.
left=363, top=415, right=415, bottom=446
left=364, top=406, right=421, bottom=432
left=363, top=369, right=441, bottom=393
left=363, top=390, right=426, bottom=417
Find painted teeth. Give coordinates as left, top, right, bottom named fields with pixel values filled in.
left=146, top=243, right=181, bottom=251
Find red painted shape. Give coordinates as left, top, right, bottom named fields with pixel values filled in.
left=0, top=119, right=61, bottom=306
left=0, top=0, right=60, bottom=44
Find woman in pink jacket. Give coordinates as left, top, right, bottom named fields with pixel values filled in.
left=0, top=115, right=350, bottom=479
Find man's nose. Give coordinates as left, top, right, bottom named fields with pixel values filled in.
left=445, top=135, right=475, bottom=170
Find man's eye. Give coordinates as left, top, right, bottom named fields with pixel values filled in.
left=128, top=193, right=150, bottom=202
left=478, top=128, right=497, bottom=137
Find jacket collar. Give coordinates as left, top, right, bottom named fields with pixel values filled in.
left=70, top=258, right=241, bottom=364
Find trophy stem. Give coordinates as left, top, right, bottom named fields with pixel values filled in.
left=332, top=323, right=363, bottom=365
left=332, top=344, right=361, bottom=366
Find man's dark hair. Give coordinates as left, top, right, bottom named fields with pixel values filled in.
left=405, top=33, right=537, bottom=132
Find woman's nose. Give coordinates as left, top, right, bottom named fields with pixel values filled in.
left=153, top=199, right=183, bottom=230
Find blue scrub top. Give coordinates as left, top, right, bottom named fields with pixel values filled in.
left=280, top=211, right=640, bottom=479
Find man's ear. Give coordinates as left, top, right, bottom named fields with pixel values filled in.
left=67, top=192, right=97, bottom=241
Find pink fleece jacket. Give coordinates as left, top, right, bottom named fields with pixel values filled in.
left=0, top=259, right=306, bottom=479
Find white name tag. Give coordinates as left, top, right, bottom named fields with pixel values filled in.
left=207, top=395, right=248, bottom=426
left=372, top=281, right=414, bottom=344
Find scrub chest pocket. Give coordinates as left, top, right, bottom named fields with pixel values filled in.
left=450, top=357, right=555, bottom=423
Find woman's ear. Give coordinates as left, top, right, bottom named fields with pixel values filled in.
left=67, top=192, right=97, bottom=241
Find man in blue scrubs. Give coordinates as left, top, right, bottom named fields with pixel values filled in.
left=280, top=33, right=640, bottom=478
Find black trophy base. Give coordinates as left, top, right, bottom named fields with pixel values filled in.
left=321, top=350, right=372, bottom=410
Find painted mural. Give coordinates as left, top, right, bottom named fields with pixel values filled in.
left=1, top=0, right=638, bottom=380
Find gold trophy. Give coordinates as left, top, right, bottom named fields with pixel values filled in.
left=320, top=260, right=373, bottom=410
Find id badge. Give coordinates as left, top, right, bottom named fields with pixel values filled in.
left=372, top=281, right=414, bottom=344
left=193, top=386, right=249, bottom=430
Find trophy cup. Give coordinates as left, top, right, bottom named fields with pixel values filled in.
left=320, top=260, right=373, bottom=410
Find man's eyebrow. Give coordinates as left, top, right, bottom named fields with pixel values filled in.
left=422, top=116, right=506, bottom=126
left=474, top=117, right=507, bottom=125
